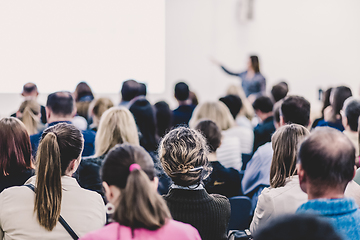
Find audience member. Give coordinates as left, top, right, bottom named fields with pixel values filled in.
left=119, top=79, right=140, bottom=108
left=252, top=214, right=343, bottom=240
left=219, top=94, right=242, bottom=120
left=252, top=96, right=275, bottom=152
left=296, top=127, right=360, bottom=240
left=154, top=101, right=173, bottom=138
left=271, top=81, right=288, bottom=102
left=76, top=107, right=139, bottom=199
left=160, top=127, right=231, bottom=240
left=80, top=144, right=201, bottom=240
left=74, top=82, right=95, bottom=121
left=311, top=87, right=332, bottom=129
left=0, top=123, right=105, bottom=239
left=30, top=91, right=96, bottom=157
left=16, top=100, right=45, bottom=135
left=0, top=118, right=35, bottom=193
left=189, top=101, right=250, bottom=170
left=172, top=82, right=196, bottom=126
left=189, top=91, right=199, bottom=106
left=315, top=86, right=352, bottom=131
left=341, top=97, right=360, bottom=157
left=11, top=82, right=47, bottom=124
left=88, top=97, right=114, bottom=132
left=250, top=124, right=309, bottom=233
left=138, top=82, right=147, bottom=96
left=195, top=120, right=241, bottom=197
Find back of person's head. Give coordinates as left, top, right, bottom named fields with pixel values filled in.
left=189, top=101, right=235, bottom=131
left=129, top=98, right=158, bottom=151
left=174, top=82, right=190, bottom=101
left=250, top=55, right=260, bottom=73
left=102, top=144, right=171, bottom=229
left=253, top=214, right=342, bottom=240
left=281, top=96, right=311, bottom=127
left=252, top=96, right=273, bottom=113
left=0, top=117, right=33, bottom=176
left=121, top=79, right=140, bottom=102
left=271, top=82, right=289, bottom=102
left=91, top=97, right=114, bottom=121
left=321, top=87, right=333, bottom=117
left=194, top=120, right=222, bottom=153
left=35, top=123, right=83, bottom=231
left=298, top=127, right=355, bottom=191
left=226, top=84, right=255, bottom=119
left=154, top=101, right=173, bottom=138
left=331, top=86, right=352, bottom=121
left=138, top=83, right=147, bottom=96
left=46, top=91, right=74, bottom=117
left=270, top=124, right=309, bottom=188
left=219, top=94, right=243, bottom=119
left=22, top=82, right=38, bottom=98
left=273, top=100, right=284, bottom=129
left=18, top=99, right=41, bottom=135
left=342, top=97, right=360, bottom=131
left=159, top=127, right=211, bottom=187
left=95, top=107, right=139, bottom=157
left=74, top=81, right=94, bottom=102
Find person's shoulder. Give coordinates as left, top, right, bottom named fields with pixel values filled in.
left=164, top=219, right=201, bottom=237
left=209, top=193, right=230, bottom=205
left=82, top=129, right=96, bottom=139
left=80, top=223, right=119, bottom=240
left=30, top=131, right=42, bottom=141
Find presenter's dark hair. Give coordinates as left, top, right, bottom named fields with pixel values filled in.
left=46, top=91, right=74, bottom=116
left=35, top=123, right=83, bottom=231
left=281, top=96, right=310, bottom=127
left=250, top=55, right=260, bottom=73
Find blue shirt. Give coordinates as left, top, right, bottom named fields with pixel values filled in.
left=30, top=121, right=96, bottom=157
left=296, top=198, right=360, bottom=240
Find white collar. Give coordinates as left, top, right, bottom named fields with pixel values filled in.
left=171, top=183, right=204, bottom=190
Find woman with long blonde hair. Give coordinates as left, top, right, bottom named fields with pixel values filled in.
left=250, top=124, right=309, bottom=233
left=16, top=100, right=45, bottom=135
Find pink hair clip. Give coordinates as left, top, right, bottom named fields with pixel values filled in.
left=129, top=163, right=141, bottom=172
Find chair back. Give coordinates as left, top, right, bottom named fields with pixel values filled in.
left=228, top=196, right=252, bottom=231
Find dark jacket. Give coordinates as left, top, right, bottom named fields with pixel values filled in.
left=0, top=169, right=35, bottom=193
left=172, top=105, right=196, bottom=127
left=253, top=116, right=275, bottom=152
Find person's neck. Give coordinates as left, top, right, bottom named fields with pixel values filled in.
left=307, top=185, right=345, bottom=200
left=48, top=116, right=73, bottom=124
left=178, top=100, right=191, bottom=106
left=258, top=112, right=273, bottom=122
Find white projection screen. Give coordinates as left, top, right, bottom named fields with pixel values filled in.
left=0, top=1, right=165, bottom=94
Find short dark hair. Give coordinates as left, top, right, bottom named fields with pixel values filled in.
left=174, top=82, right=190, bottom=101
left=271, top=82, right=288, bottom=102
left=22, top=82, right=38, bottom=94
left=298, top=127, right=355, bottom=187
left=253, top=214, right=342, bottom=240
left=138, top=83, right=147, bottom=96
left=252, top=96, right=273, bottom=113
left=121, top=79, right=140, bottom=101
left=273, top=100, right=284, bottom=124
left=194, top=120, right=222, bottom=152
left=219, top=95, right=243, bottom=119
left=250, top=55, right=260, bottom=73
left=281, top=96, right=310, bottom=127
left=46, top=92, right=74, bottom=116
left=344, top=98, right=360, bottom=131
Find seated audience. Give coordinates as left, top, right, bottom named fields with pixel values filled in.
left=76, top=107, right=139, bottom=199
left=0, top=118, right=35, bottom=193
left=270, top=81, right=288, bottom=103
left=16, top=99, right=45, bottom=135
left=172, top=82, right=196, bottom=127
left=11, top=82, right=47, bottom=124
left=311, top=87, right=332, bottom=129
left=88, top=97, right=114, bottom=132
left=250, top=124, right=309, bottom=233
left=341, top=97, right=360, bottom=158
left=154, top=101, right=173, bottom=138
left=119, top=79, right=141, bottom=108
left=189, top=101, right=243, bottom=170
left=80, top=144, right=201, bottom=240
left=30, top=91, right=96, bottom=157
left=315, top=86, right=352, bottom=131
left=252, top=96, right=275, bottom=152
left=252, top=214, right=343, bottom=240
left=0, top=123, right=105, bottom=239
left=74, top=81, right=95, bottom=121
left=160, top=127, right=231, bottom=240
left=296, top=127, right=360, bottom=240
left=195, top=120, right=241, bottom=197
left=220, top=94, right=254, bottom=154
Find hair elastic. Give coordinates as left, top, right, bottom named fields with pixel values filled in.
left=129, top=163, right=141, bottom=172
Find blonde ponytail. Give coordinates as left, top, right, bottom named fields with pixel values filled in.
left=35, top=132, right=62, bottom=231
left=18, top=100, right=40, bottom=135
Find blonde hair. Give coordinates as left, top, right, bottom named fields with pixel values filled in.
left=18, top=100, right=41, bottom=135
left=35, top=123, right=83, bottom=231
left=159, top=127, right=211, bottom=186
left=226, top=84, right=254, bottom=119
left=270, top=124, right=310, bottom=188
left=189, top=101, right=235, bottom=131
left=92, top=97, right=114, bottom=120
left=94, top=107, right=139, bottom=157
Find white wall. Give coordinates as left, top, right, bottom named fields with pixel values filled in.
left=165, top=0, right=360, bottom=111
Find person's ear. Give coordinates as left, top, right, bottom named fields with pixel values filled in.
left=280, top=115, right=285, bottom=126
left=297, top=163, right=307, bottom=193
left=102, top=182, right=112, bottom=202
left=102, top=182, right=121, bottom=203
left=71, top=105, right=77, bottom=118
left=352, top=165, right=357, bottom=180
left=152, top=177, right=159, bottom=191
left=45, top=106, right=51, bottom=121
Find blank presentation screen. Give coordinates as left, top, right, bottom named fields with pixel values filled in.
left=0, top=1, right=165, bottom=94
